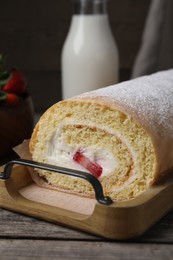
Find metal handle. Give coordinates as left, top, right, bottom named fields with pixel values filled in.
left=1, top=158, right=113, bottom=206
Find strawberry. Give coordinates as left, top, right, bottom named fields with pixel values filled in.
left=6, top=93, right=21, bottom=106
left=73, top=150, right=102, bottom=178
left=2, top=69, right=27, bottom=95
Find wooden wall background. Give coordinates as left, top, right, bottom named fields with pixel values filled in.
left=0, top=0, right=151, bottom=112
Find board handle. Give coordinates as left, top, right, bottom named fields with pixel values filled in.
left=1, top=159, right=113, bottom=206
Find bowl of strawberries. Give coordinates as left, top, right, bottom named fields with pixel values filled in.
left=0, top=55, right=34, bottom=158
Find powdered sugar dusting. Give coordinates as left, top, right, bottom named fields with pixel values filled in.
left=76, top=70, right=173, bottom=137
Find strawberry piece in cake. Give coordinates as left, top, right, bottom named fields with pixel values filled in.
left=73, top=150, right=102, bottom=178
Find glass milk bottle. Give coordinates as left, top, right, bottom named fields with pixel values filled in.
left=61, top=0, right=119, bottom=99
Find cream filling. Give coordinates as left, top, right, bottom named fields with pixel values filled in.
left=44, top=124, right=138, bottom=190
left=45, top=128, right=117, bottom=177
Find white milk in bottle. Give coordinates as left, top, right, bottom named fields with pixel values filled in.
left=61, top=0, right=119, bottom=99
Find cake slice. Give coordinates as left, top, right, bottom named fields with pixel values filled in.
left=29, top=70, right=173, bottom=201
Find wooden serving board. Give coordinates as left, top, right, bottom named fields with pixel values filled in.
left=1, top=165, right=173, bottom=240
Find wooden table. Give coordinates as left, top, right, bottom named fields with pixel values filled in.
left=0, top=206, right=173, bottom=259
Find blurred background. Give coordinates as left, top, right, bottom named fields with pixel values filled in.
left=0, top=0, right=153, bottom=113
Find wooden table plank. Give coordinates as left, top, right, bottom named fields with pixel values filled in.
left=1, top=208, right=173, bottom=243
left=0, top=240, right=172, bottom=260
left=1, top=207, right=173, bottom=259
